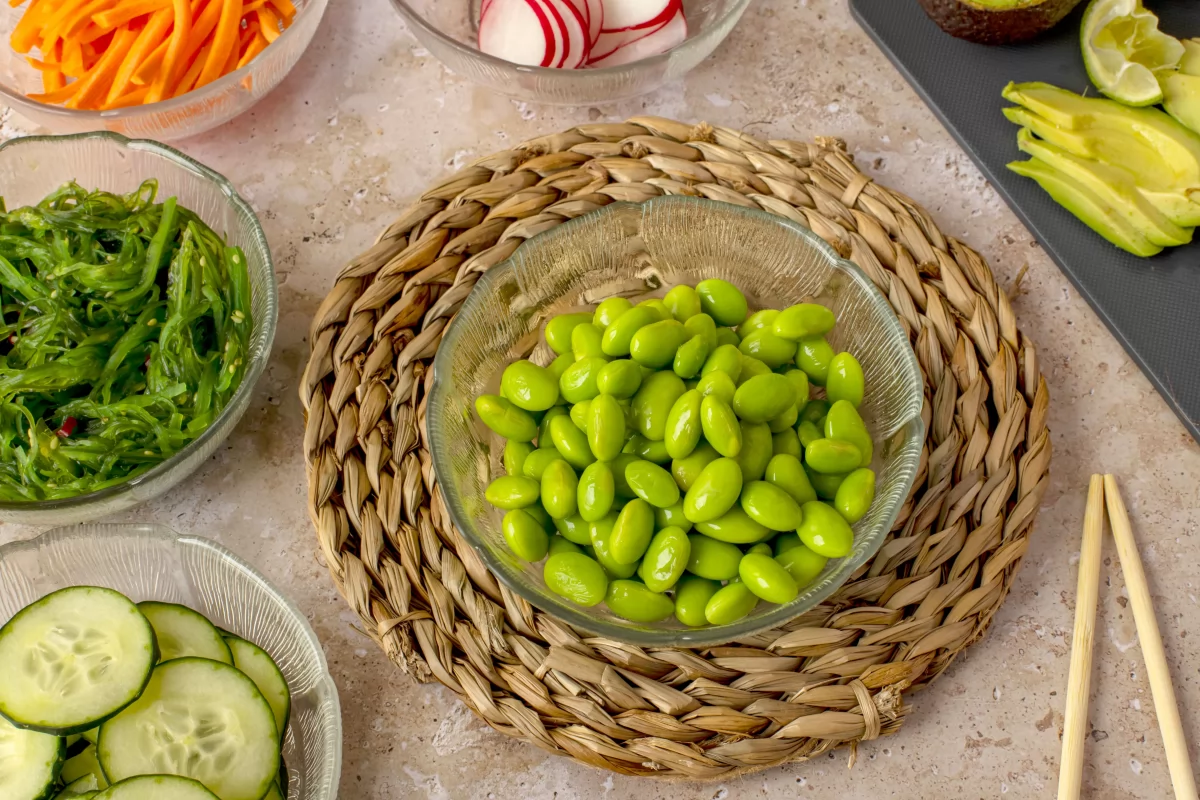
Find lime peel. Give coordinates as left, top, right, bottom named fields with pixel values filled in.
left=1082, top=0, right=1184, bottom=107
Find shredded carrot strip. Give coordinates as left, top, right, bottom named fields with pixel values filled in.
left=254, top=6, right=279, bottom=42
left=172, top=40, right=209, bottom=96
left=41, top=39, right=64, bottom=91
left=63, top=0, right=118, bottom=39
left=66, top=24, right=137, bottom=108
left=107, top=8, right=171, bottom=103
left=29, top=82, right=81, bottom=103
left=11, top=0, right=50, bottom=52
left=194, top=0, right=239, bottom=89
left=100, top=84, right=149, bottom=109
left=146, top=0, right=190, bottom=102
left=61, top=39, right=84, bottom=78
left=92, top=0, right=170, bottom=32
left=130, top=38, right=166, bottom=84
left=236, top=31, right=266, bottom=68
left=40, top=0, right=94, bottom=43
left=173, top=0, right=221, bottom=71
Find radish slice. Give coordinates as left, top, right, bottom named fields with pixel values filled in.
left=479, top=0, right=557, bottom=67
left=529, top=0, right=568, bottom=67
left=547, top=0, right=589, bottom=68
left=588, top=16, right=669, bottom=63
left=589, top=8, right=686, bottom=67
left=600, top=0, right=680, bottom=32
left=582, top=0, right=602, bottom=46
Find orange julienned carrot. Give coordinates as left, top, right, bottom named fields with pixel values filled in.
left=267, top=0, right=293, bottom=21
left=65, top=24, right=137, bottom=108
left=255, top=6, right=280, bottom=42
left=194, top=0, right=240, bottom=90
left=237, top=32, right=267, bottom=68
left=11, top=0, right=51, bottom=52
left=146, top=0, right=190, bottom=102
left=40, top=39, right=65, bottom=91
left=92, top=0, right=171, bottom=32
left=101, top=84, right=149, bottom=109
left=172, top=39, right=209, bottom=96
left=62, top=0, right=118, bottom=39
left=61, top=39, right=84, bottom=77
left=130, top=38, right=166, bottom=84
left=107, top=7, right=171, bottom=103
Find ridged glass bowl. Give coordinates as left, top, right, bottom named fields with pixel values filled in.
left=0, top=0, right=327, bottom=140
left=427, top=197, right=925, bottom=647
left=390, top=0, right=753, bottom=104
left=0, top=132, right=278, bottom=525
left=0, top=523, right=341, bottom=799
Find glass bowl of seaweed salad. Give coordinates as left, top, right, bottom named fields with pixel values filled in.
left=0, top=132, right=277, bottom=524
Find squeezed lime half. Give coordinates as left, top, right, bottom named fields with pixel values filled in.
left=1082, top=0, right=1184, bottom=106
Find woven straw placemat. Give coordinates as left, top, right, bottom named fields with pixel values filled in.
left=300, top=116, right=1051, bottom=778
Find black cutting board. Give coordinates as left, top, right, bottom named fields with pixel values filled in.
left=850, top=0, right=1200, bottom=442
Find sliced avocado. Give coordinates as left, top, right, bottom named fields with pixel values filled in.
left=917, top=0, right=1083, bottom=45
left=1181, top=39, right=1200, bottom=76
left=1162, top=72, right=1200, bottom=137
left=1008, top=158, right=1163, bottom=256
left=1015, top=128, right=1192, bottom=247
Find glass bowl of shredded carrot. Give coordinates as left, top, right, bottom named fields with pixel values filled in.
left=0, top=0, right=327, bottom=139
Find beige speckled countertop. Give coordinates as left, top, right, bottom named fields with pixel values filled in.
left=2, top=0, right=1199, bottom=797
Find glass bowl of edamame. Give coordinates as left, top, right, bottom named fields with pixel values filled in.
left=428, top=196, right=924, bottom=646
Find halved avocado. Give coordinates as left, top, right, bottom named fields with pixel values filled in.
left=917, top=0, right=1084, bottom=45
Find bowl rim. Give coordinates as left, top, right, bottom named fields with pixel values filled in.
left=388, top=0, right=753, bottom=77
left=0, top=0, right=328, bottom=121
left=0, top=131, right=279, bottom=514
left=428, top=195, right=925, bottom=647
left=0, top=521, right=343, bottom=796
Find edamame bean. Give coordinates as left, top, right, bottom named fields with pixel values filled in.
left=625, top=459, right=680, bottom=508
left=798, top=398, right=830, bottom=426
left=540, top=459, right=578, bottom=519
left=639, top=299, right=671, bottom=320
left=704, top=581, right=758, bottom=625
left=549, top=415, right=596, bottom=469
left=605, top=580, right=675, bottom=622
left=638, top=526, right=691, bottom=592
left=740, top=480, right=804, bottom=531
left=797, top=336, right=835, bottom=386
left=805, top=438, right=862, bottom=474
left=504, top=440, right=534, bottom=475
left=485, top=475, right=540, bottom=509
left=735, top=421, right=773, bottom=482
left=631, top=371, right=685, bottom=441
left=544, top=552, right=608, bottom=606
left=674, top=576, right=721, bottom=627
left=700, top=395, right=742, bottom=457
left=548, top=352, right=574, bottom=381
left=732, top=373, right=795, bottom=422
left=739, top=329, right=797, bottom=370
left=610, top=499, right=655, bottom=564
left=547, top=535, right=584, bottom=556
left=773, top=303, right=836, bottom=340
left=834, top=468, right=875, bottom=523
left=501, top=360, right=560, bottom=411
left=683, top=457, right=743, bottom=522
left=654, top=502, right=693, bottom=533
left=476, top=395, right=538, bottom=441
left=624, top=434, right=672, bottom=464
left=545, top=312, right=594, bottom=355
left=686, top=534, right=743, bottom=580
left=772, top=429, right=802, bottom=459
left=594, top=297, right=633, bottom=328
left=796, top=420, right=822, bottom=448
left=824, top=400, right=873, bottom=467
left=664, top=285, right=702, bottom=321
left=569, top=399, right=591, bottom=431
left=764, top=454, right=818, bottom=505
left=684, top=312, right=718, bottom=347
left=571, top=322, right=606, bottom=361
left=631, top=319, right=689, bottom=369
left=746, top=542, right=773, bottom=557
left=715, top=328, right=741, bottom=347
left=671, top=443, right=719, bottom=492
left=798, top=501, right=854, bottom=558
left=700, top=343, right=743, bottom=382
left=806, top=466, right=847, bottom=500
left=665, top=390, right=703, bottom=460
left=538, top=406, right=568, bottom=448
left=826, top=352, right=864, bottom=407
left=695, top=279, right=748, bottom=326
left=596, top=359, right=643, bottom=398
left=587, top=394, right=626, bottom=461
left=609, top=453, right=640, bottom=499
left=522, top=447, right=566, bottom=480
left=736, top=356, right=772, bottom=385
left=556, top=513, right=592, bottom=545
left=673, top=335, right=710, bottom=379
left=694, top=506, right=769, bottom=544
left=526, top=503, right=556, bottom=529
left=768, top=403, right=799, bottom=433
left=739, top=552, right=799, bottom=604
left=601, top=306, right=659, bottom=356
left=783, top=369, right=810, bottom=407
left=502, top=509, right=550, bottom=561
left=696, top=370, right=736, bottom=405
left=773, top=531, right=803, bottom=555
left=577, top=461, right=615, bottom=522
left=559, top=356, right=606, bottom=404
left=589, top=514, right=638, bottom=578
left=736, top=309, right=779, bottom=339
left=775, top=543, right=827, bottom=587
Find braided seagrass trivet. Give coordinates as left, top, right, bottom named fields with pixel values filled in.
left=300, top=117, right=1051, bottom=778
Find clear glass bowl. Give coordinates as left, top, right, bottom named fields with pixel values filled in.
left=0, top=523, right=342, bottom=799
left=0, top=132, right=278, bottom=525
left=0, top=0, right=327, bottom=140
left=427, top=197, right=925, bottom=647
left=390, top=0, right=752, bottom=104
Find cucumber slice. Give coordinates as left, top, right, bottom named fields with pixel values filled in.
left=98, top=659, right=280, bottom=800
left=135, top=603, right=232, bottom=665
left=79, top=728, right=99, bottom=746
left=61, top=744, right=107, bottom=788
left=226, top=638, right=291, bottom=740
left=0, top=587, right=156, bottom=735
left=54, top=774, right=100, bottom=798
left=0, top=715, right=63, bottom=800
left=95, top=775, right=218, bottom=800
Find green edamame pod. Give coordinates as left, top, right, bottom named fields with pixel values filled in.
left=537, top=406, right=568, bottom=448
left=500, top=360, right=560, bottom=411
left=544, top=552, right=608, bottom=606
left=630, top=319, right=689, bottom=369
left=540, top=459, right=578, bottom=519
left=673, top=335, right=710, bottom=379
left=569, top=399, right=591, bottom=431
left=589, top=514, right=638, bottom=578
left=700, top=395, right=742, bottom=457
left=522, top=447, right=566, bottom=480
left=610, top=498, right=655, bottom=564
left=639, top=299, right=671, bottom=320
left=638, top=526, right=691, bottom=592
left=502, top=509, right=550, bottom=561
left=735, top=421, right=773, bottom=482
left=665, top=390, right=703, bottom=460
left=806, top=466, right=847, bottom=500
left=594, top=297, right=633, bottom=328
left=683, top=457, right=743, bottom=523
left=624, top=434, right=672, bottom=464
left=775, top=543, right=827, bottom=587
left=715, top=327, right=741, bottom=348
left=664, top=285, right=702, bottom=322
left=695, top=279, right=748, bottom=326
left=736, top=309, right=779, bottom=339
left=674, top=576, right=721, bottom=627
left=805, top=438, right=862, bottom=474
left=737, top=356, right=772, bottom=385
left=772, top=429, right=802, bottom=459
left=694, top=506, right=770, bottom=544
left=571, top=322, right=606, bottom=361
left=797, top=336, right=835, bottom=386
left=609, top=453, right=640, bottom=499
left=773, top=303, right=836, bottom=340
left=740, top=480, right=804, bottom=531
left=701, top=343, right=743, bottom=382
left=695, top=370, right=736, bottom=405
left=825, top=400, right=873, bottom=467
left=796, top=420, right=822, bottom=448
left=671, top=442, right=720, bottom=493
left=547, top=535, right=584, bottom=557
left=549, top=415, right=596, bottom=469
left=683, top=312, right=718, bottom=347
left=764, top=454, right=818, bottom=505
left=577, top=461, right=615, bottom=522
left=686, top=534, right=743, bottom=580
left=485, top=475, right=540, bottom=509
left=739, top=329, right=797, bottom=370
left=596, top=359, right=643, bottom=398
left=826, top=352, right=865, bottom=407
left=601, top=306, right=659, bottom=357
left=559, top=356, right=607, bottom=404
left=834, top=468, right=875, bottom=523
left=798, top=501, right=854, bottom=558
left=554, top=513, right=592, bottom=545
left=732, top=373, right=795, bottom=423
left=504, top=440, right=534, bottom=475
left=624, top=459, right=681, bottom=508
left=768, top=403, right=799, bottom=433
left=587, top=394, right=626, bottom=461
left=739, top=552, right=799, bottom=604
left=631, top=370, right=685, bottom=441
left=605, top=580, right=675, bottom=623
left=545, top=312, right=594, bottom=355
left=548, top=352, right=574, bottom=381
left=704, top=581, right=758, bottom=625
left=783, top=369, right=810, bottom=407
left=654, top=502, right=693, bottom=533
left=476, top=395, right=538, bottom=441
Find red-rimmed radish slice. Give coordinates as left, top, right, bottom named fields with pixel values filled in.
left=588, top=15, right=669, bottom=63
left=589, top=7, right=686, bottom=67
left=531, top=0, right=570, bottom=67
left=546, top=0, right=589, bottom=67
left=600, top=0, right=680, bottom=32
left=479, top=0, right=558, bottom=67
left=583, top=0, right=603, bottom=46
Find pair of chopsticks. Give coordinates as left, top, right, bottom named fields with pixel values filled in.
left=1058, top=475, right=1198, bottom=800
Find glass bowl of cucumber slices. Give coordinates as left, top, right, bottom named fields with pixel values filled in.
left=0, top=523, right=340, bottom=800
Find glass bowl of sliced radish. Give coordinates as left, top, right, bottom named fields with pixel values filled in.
left=391, top=0, right=752, bottom=104
left=0, top=523, right=341, bottom=800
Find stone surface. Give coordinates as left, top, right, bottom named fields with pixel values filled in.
left=2, top=0, right=1199, bottom=797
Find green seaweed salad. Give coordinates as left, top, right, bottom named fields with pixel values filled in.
left=0, top=180, right=252, bottom=502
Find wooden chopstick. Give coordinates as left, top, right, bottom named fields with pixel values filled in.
left=1057, top=474, right=1106, bottom=800
left=1104, top=475, right=1199, bottom=800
